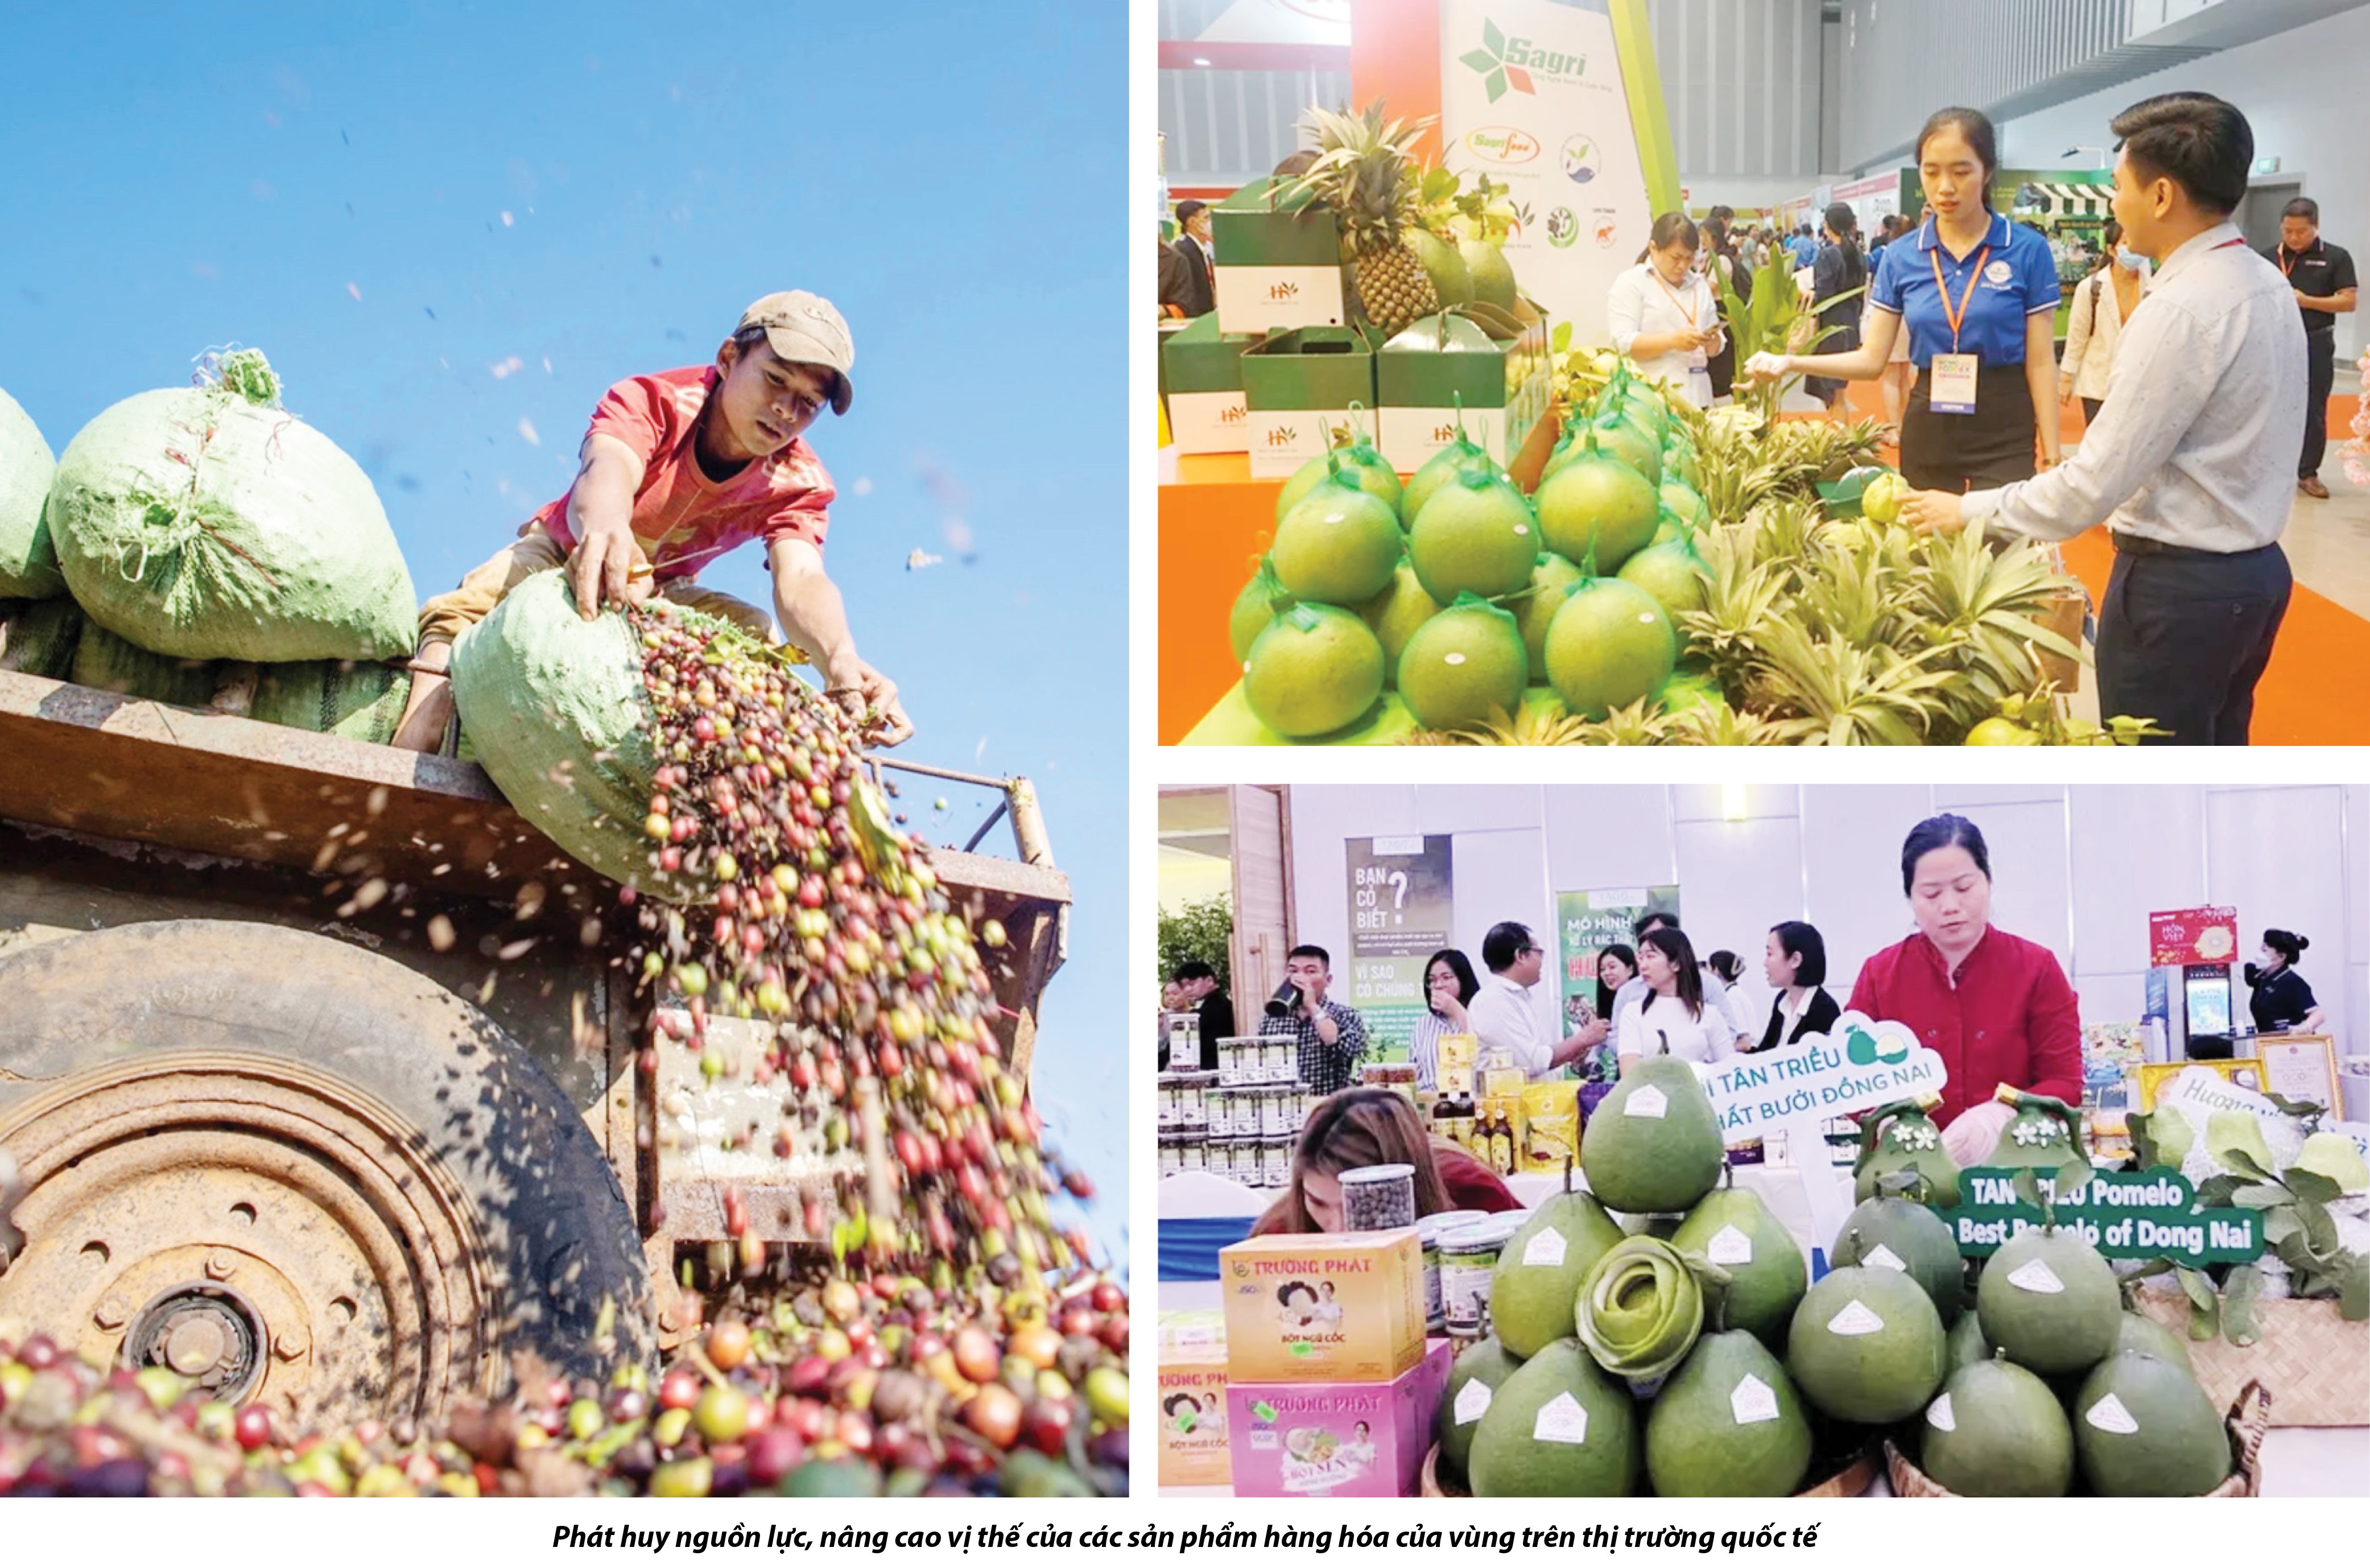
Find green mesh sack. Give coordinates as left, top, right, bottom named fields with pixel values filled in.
left=0, top=388, right=64, bottom=600
left=69, top=622, right=221, bottom=708
left=0, top=596, right=84, bottom=679
left=251, top=659, right=409, bottom=746
left=448, top=569, right=693, bottom=899
left=47, top=351, right=417, bottom=663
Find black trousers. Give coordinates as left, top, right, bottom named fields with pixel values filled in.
left=2081, top=397, right=2103, bottom=427
left=2096, top=540, right=2291, bottom=746
left=1900, top=364, right=2037, bottom=492
left=2301, top=331, right=2335, bottom=478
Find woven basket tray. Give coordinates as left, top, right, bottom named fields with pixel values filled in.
left=1421, top=1441, right=1878, bottom=1499
left=1885, top=1380, right=2269, bottom=1497
left=2136, top=1293, right=2370, bottom=1428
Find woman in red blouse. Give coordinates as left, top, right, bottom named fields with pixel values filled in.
left=1250, top=1088, right=1520, bottom=1234
left=1847, top=814, right=2083, bottom=1164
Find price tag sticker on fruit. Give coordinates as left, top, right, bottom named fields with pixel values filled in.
left=1700, top=1012, right=1947, bottom=1276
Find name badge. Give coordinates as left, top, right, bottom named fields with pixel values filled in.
left=1929, top=353, right=1979, bottom=415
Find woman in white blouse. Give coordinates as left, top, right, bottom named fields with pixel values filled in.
left=2060, top=218, right=2151, bottom=429
left=1616, top=927, right=1737, bottom=1068
left=1607, top=213, right=1724, bottom=408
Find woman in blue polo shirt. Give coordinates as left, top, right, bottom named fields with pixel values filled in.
left=1750, top=109, right=2064, bottom=491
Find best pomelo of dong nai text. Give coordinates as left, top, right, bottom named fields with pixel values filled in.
left=1240, top=601, right=1385, bottom=740
left=1357, top=560, right=1442, bottom=687
left=1269, top=468, right=1402, bottom=606
left=1666, top=1179, right=1805, bottom=1353
left=0, top=386, right=63, bottom=600
left=1397, top=594, right=1527, bottom=733
left=1461, top=240, right=1518, bottom=312
left=1534, top=431, right=1660, bottom=576
left=1579, top=1056, right=1724, bottom=1216
left=1276, top=437, right=1402, bottom=524
left=1785, top=1265, right=1946, bottom=1425
left=1919, top=1359, right=2074, bottom=1497
left=1436, top=1336, right=1523, bottom=1484
left=1399, top=427, right=1500, bottom=530
left=1409, top=229, right=1475, bottom=312
left=1488, top=1183, right=1623, bottom=1359
left=1467, top=1337, right=1638, bottom=1497
left=1643, top=1330, right=1812, bottom=1497
left=47, top=359, right=417, bottom=663
left=1228, top=557, right=1287, bottom=662
left=2071, top=1351, right=2232, bottom=1496
left=1406, top=470, right=1539, bottom=605
left=1974, top=1224, right=2120, bottom=1376
left=1614, top=538, right=1709, bottom=653
left=1542, top=576, right=1676, bottom=722
left=1513, top=552, right=1582, bottom=680
left=1828, top=1193, right=1968, bottom=1327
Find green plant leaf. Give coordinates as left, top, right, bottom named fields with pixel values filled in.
left=2178, top=1266, right=2222, bottom=1341
left=2285, top=1167, right=2343, bottom=1206
left=2222, top=1262, right=2264, bottom=1347
left=2230, top=1183, right=2290, bottom=1210
left=2216, top=1146, right=2277, bottom=1182
left=1551, top=321, right=1572, bottom=354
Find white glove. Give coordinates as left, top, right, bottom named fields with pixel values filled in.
left=1744, top=351, right=1790, bottom=384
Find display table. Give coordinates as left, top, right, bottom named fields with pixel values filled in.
left=1155, top=1181, right=2370, bottom=1499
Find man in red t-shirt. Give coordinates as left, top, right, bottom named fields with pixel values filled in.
left=393, top=291, right=910, bottom=752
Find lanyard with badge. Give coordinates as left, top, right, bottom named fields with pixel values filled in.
left=1928, top=237, right=1988, bottom=415
left=1651, top=266, right=1710, bottom=370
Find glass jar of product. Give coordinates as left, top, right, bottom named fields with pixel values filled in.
left=1158, top=1137, right=1183, bottom=1177
left=1218, top=1138, right=1248, bottom=1183
left=1216, top=1038, right=1246, bottom=1088
left=1180, top=1137, right=1208, bottom=1174
left=1155, top=1077, right=1182, bottom=1132
left=1204, top=1090, right=1231, bottom=1139
left=1259, top=1037, right=1294, bottom=1083
left=1337, top=1163, right=1416, bottom=1232
left=1261, top=1134, right=1293, bottom=1189
left=1180, top=1072, right=1214, bottom=1129
left=1438, top=1215, right=1523, bottom=1338
left=1416, top=1210, right=1489, bottom=1331
left=1260, top=1087, right=1299, bottom=1138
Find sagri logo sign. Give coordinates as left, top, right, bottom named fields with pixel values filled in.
left=1464, top=125, right=1541, bottom=164
left=1460, top=18, right=1585, bottom=102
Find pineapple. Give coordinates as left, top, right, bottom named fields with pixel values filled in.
left=1286, top=103, right=1441, bottom=338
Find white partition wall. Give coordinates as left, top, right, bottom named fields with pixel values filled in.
left=1282, top=783, right=2367, bottom=1058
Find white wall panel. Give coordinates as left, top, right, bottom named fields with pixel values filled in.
left=1415, top=783, right=1550, bottom=838
left=1671, top=783, right=1799, bottom=824
left=1673, top=816, right=1805, bottom=979
left=1451, top=828, right=1560, bottom=1039
left=2068, top=785, right=2207, bottom=980
left=1541, top=785, right=1678, bottom=890
left=1959, top=798, right=2074, bottom=970
left=2207, top=785, right=2348, bottom=1043
left=1936, top=783, right=2072, bottom=810
left=1802, top=785, right=1933, bottom=1002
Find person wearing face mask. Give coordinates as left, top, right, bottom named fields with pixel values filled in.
left=1748, top=109, right=2063, bottom=492
left=2244, top=929, right=2326, bottom=1035
left=1608, top=213, right=1724, bottom=407
left=1847, top=814, right=2082, bottom=1165
left=2061, top=218, right=2151, bottom=430
left=1894, top=93, right=2305, bottom=746
left=1407, top=947, right=1480, bottom=1091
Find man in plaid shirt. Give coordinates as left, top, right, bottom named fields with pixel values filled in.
left=1258, top=945, right=1370, bottom=1095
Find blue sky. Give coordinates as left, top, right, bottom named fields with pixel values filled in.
left=0, top=3, right=1128, bottom=1263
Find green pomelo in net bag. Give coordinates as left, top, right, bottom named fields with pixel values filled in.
left=69, top=622, right=221, bottom=708
left=0, top=597, right=84, bottom=679
left=47, top=357, right=417, bottom=662
left=251, top=659, right=410, bottom=746
left=0, top=388, right=65, bottom=600
left=449, top=570, right=692, bottom=898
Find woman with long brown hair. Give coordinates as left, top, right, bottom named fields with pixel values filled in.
left=1249, top=1087, right=1518, bottom=1235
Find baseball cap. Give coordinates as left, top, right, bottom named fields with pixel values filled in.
left=736, top=291, right=854, bottom=414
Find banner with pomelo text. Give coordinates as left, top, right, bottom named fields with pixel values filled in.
left=1437, top=0, right=1653, bottom=350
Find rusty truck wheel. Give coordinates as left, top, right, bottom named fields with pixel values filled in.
left=0, top=920, right=651, bottom=1429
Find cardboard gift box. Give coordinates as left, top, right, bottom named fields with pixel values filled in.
left=1238, top=327, right=1380, bottom=480
left=1157, top=1311, right=1232, bottom=1487
left=1225, top=1338, right=1453, bottom=1498
left=1212, top=177, right=1347, bottom=336
left=1217, top=1229, right=1426, bottom=1383
left=1374, top=300, right=1551, bottom=474
left=1161, top=314, right=1258, bottom=455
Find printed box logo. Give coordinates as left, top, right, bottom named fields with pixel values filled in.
left=1219, top=405, right=1246, bottom=425
left=1464, top=125, right=1541, bottom=164
left=1267, top=279, right=1301, bottom=301
left=1267, top=427, right=1298, bottom=447
left=1460, top=19, right=1585, bottom=102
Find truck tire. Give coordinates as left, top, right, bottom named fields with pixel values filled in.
left=0, top=919, right=652, bottom=1426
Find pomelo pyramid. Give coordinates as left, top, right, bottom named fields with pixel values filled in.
left=1242, top=602, right=1385, bottom=739
left=1228, top=556, right=1286, bottom=662
left=2112, top=1310, right=2194, bottom=1375
left=1944, top=1311, right=1993, bottom=1375
left=1277, top=426, right=1402, bottom=522
left=1667, top=1180, right=1805, bottom=1352
left=1582, top=405, right=1661, bottom=486
left=1975, top=1225, right=2119, bottom=1376
left=1830, top=1194, right=1967, bottom=1327
left=1399, top=422, right=1499, bottom=529
left=1658, top=480, right=1707, bottom=531
left=1644, top=1330, right=1812, bottom=1497
left=1436, top=1336, right=1523, bottom=1484
left=1398, top=594, right=1528, bottom=733
left=1921, top=1359, right=2074, bottom=1497
left=1785, top=1265, right=1946, bottom=1425
left=1270, top=465, right=1402, bottom=606
left=1575, top=1235, right=1703, bottom=1383
left=1468, top=1338, right=1637, bottom=1497
left=1489, top=1182, right=1624, bottom=1359
left=1580, top=1055, right=1723, bottom=1216
left=2072, top=1351, right=2231, bottom=1496
left=1513, top=552, right=1583, bottom=679
left=1356, top=559, right=1441, bottom=686
left=1406, top=470, right=1539, bottom=604
left=1541, top=576, right=1676, bottom=721
left=1534, top=430, right=1660, bottom=576
left=1614, top=538, right=1709, bottom=650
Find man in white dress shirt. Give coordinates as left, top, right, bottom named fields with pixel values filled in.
left=1900, top=93, right=2305, bottom=746
left=1468, top=921, right=1606, bottom=1082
